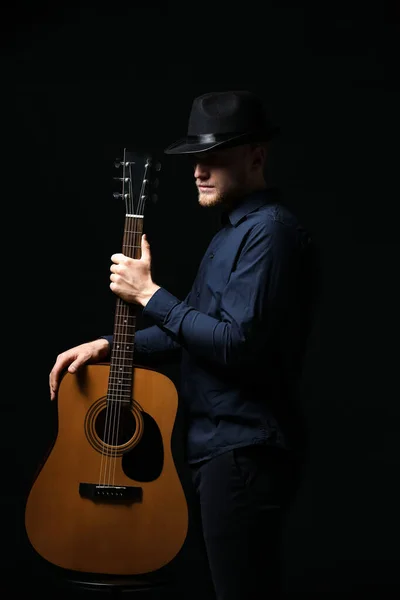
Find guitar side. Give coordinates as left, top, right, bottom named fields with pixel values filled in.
left=24, top=363, right=188, bottom=575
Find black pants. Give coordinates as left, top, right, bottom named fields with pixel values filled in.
left=189, top=445, right=298, bottom=600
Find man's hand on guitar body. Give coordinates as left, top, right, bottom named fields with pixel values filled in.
left=49, top=338, right=110, bottom=400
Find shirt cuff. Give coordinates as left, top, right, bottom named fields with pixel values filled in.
left=143, top=286, right=192, bottom=338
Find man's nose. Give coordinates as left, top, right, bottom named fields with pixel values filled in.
left=194, top=162, right=209, bottom=179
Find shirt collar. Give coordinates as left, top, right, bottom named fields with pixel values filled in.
left=221, top=187, right=279, bottom=227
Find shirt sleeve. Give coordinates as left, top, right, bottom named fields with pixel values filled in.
left=99, top=326, right=182, bottom=357
left=143, top=220, right=300, bottom=368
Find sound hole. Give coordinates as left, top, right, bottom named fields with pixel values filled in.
left=122, top=412, right=164, bottom=481
left=94, top=403, right=136, bottom=446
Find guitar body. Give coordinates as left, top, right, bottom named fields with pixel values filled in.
left=25, top=363, right=188, bottom=575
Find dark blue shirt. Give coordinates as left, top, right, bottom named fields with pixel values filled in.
left=103, top=188, right=313, bottom=464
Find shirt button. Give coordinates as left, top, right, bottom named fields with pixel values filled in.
left=209, top=253, right=214, bottom=259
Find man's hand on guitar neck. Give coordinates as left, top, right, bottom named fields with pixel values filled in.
left=110, top=234, right=160, bottom=307
left=49, top=338, right=110, bottom=400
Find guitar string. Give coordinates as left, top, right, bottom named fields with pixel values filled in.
left=98, top=151, right=130, bottom=488
left=98, top=153, right=149, bottom=489
left=97, top=154, right=126, bottom=489
left=109, top=159, right=148, bottom=487
left=109, top=222, right=129, bottom=484
left=111, top=165, right=147, bottom=484
left=110, top=217, right=135, bottom=485
left=108, top=154, right=134, bottom=486
left=111, top=213, right=137, bottom=486
left=109, top=162, right=135, bottom=486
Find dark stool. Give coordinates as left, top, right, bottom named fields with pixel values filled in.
left=59, top=574, right=175, bottom=598
left=24, top=562, right=179, bottom=599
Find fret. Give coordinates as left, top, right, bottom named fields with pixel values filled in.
left=110, top=365, right=132, bottom=379
left=108, top=384, right=132, bottom=390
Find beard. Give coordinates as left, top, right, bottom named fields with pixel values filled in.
left=197, top=187, right=222, bottom=207
left=197, top=183, right=245, bottom=209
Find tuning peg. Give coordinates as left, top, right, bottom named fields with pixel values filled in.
left=155, top=162, right=161, bottom=171
left=152, top=193, right=158, bottom=204
left=153, top=178, right=159, bottom=188
left=114, top=160, right=134, bottom=168
left=113, top=192, right=129, bottom=199
left=113, top=177, right=130, bottom=182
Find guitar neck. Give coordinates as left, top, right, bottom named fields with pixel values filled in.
left=108, top=214, right=143, bottom=403
left=122, top=213, right=144, bottom=259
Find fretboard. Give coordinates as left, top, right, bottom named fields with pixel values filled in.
left=107, top=214, right=143, bottom=404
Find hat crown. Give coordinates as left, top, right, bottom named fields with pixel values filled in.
left=188, top=90, right=270, bottom=136
left=164, top=89, right=279, bottom=154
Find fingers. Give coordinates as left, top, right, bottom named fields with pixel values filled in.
left=111, top=244, right=150, bottom=267
left=67, top=359, right=82, bottom=373
left=49, top=340, right=108, bottom=401
left=49, top=350, right=84, bottom=400
left=111, top=253, right=125, bottom=264
left=49, top=366, right=61, bottom=401
left=110, top=255, right=127, bottom=280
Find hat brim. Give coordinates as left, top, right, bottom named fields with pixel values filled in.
left=164, top=128, right=280, bottom=155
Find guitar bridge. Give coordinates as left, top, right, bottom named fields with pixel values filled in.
left=79, top=483, right=142, bottom=505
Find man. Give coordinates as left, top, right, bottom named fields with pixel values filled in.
left=49, top=90, right=316, bottom=599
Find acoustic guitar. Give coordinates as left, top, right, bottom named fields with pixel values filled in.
left=25, top=149, right=188, bottom=575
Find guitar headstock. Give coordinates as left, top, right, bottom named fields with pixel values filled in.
left=113, top=148, right=161, bottom=216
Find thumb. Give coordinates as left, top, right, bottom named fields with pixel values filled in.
left=141, top=234, right=151, bottom=261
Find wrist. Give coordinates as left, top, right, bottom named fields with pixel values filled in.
left=96, top=337, right=111, bottom=359
left=140, top=284, right=160, bottom=307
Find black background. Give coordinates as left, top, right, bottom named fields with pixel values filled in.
left=3, top=1, right=400, bottom=597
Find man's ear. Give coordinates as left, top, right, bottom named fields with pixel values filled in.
left=252, top=144, right=267, bottom=169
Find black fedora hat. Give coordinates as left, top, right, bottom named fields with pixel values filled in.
left=164, top=90, right=280, bottom=155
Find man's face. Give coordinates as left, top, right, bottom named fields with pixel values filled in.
left=192, top=144, right=265, bottom=208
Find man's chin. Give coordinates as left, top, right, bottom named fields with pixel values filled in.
left=198, top=190, right=221, bottom=207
